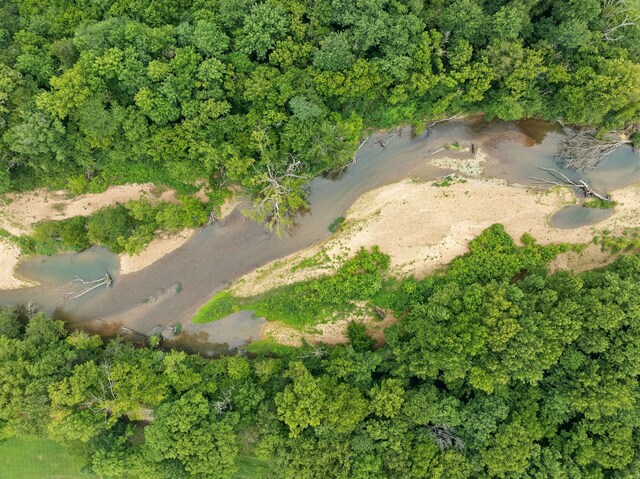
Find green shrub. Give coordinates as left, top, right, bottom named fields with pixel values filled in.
left=347, top=322, right=376, bottom=352
left=58, top=217, right=90, bottom=251
left=328, top=217, right=345, bottom=233
left=155, top=196, right=208, bottom=231
left=66, top=175, right=88, bottom=195
left=86, top=205, right=134, bottom=253
left=88, top=176, right=109, bottom=193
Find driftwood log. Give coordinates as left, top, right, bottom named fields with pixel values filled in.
left=374, top=306, right=387, bottom=320
left=531, top=167, right=611, bottom=202
left=64, top=273, right=112, bottom=300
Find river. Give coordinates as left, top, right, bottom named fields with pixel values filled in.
left=1, top=117, right=638, bottom=353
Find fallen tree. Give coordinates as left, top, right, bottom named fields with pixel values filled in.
left=557, top=128, right=632, bottom=169
left=531, top=167, right=611, bottom=202
left=64, top=273, right=112, bottom=300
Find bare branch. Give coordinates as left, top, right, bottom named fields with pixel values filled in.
left=429, top=425, right=465, bottom=452
left=531, top=168, right=611, bottom=201
left=557, top=129, right=631, bottom=169
left=64, top=274, right=112, bottom=300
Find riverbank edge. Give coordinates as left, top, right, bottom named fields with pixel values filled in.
left=0, top=185, right=240, bottom=290
left=210, top=162, right=640, bottom=347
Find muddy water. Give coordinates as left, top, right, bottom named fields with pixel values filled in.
left=1, top=117, right=638, bottom=350
left=551, top=205, right=614, bottom=229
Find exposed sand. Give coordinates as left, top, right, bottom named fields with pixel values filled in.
left=234, top=173, right=640, bottom=346
left=119, top=229, right=195, bottom=275
left=233, top=176, right=640, bottom=299
left=0, top=184, right=157, bottom=236
left=0, top=240, right=33, bottom=289
left=261, top=304, right=398, bottom=347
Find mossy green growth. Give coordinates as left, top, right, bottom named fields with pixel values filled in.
left=583, top=198, right=616, bottom=209
left=594, top=228, right=640, bottom=252
left=291, top=249, right=331, bottom=272
left=233, top=455, right=273, bottom=479
left=328, top=216, right=345, bottom=233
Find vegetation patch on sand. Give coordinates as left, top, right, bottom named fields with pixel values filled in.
left=194, top=247, right=390, bottom=328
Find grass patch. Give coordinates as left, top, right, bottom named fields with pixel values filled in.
left=246, top=339, right=300, bottom=356
left=433, top=174, right=467, bottom=187
left=0, top=437, right=86, bottom=479
left=594, top=227, right=640, bottom=252
left=290, top=249, right=331, bottom=272
left=328, top=216, right=345, bottom=233
left=192, top=290, right=240, bottom=323
left=194, top=247, right=391, bottom=328
left=233, top=455, right=273, bottom=479
left=583, top=198, right=617, bottom=209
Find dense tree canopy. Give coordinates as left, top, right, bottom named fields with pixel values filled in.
left=0, top=0, right=639, bottom=230
left=3, top=225, right=640, bottom=478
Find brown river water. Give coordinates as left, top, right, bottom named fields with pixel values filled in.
left=1, top=117, right=638, bottom=353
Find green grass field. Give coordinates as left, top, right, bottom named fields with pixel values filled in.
left=0, top=438, right=86, bottom=479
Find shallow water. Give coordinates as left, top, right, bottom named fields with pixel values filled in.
left=2, top=117, right=638, bottom=349
left=164, top=311, right=265, bottom=356
left=18, top=246, right=119, bottom=287
left=551, top=205, right=614, bottom=229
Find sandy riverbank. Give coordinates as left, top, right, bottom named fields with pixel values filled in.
left=234, top=175, right=640, bottom=299
left=0, top=184, right=155, bottom=290
left=229, top=160, right=640, bottom=345
left=0, top=184, right=239, bottom=289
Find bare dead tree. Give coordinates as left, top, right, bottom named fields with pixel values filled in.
left=557, top=128, right=631, bottom=169
left=429, top=425, right=465, bottom=452
left=64, top=273, right=112, bottom=300
left=247, top=156, right=309, bottom=236
left=376, top=133, right=397, bottom=148
left=213, top=386, right=235, bottom=415
left=199, top=209, right=221, bottom=233
left=337, top=134, right=372, bottom=175
left=20, top=301, right=40, bottom=319
left=299, top=345, right=327, bottom=359
left=602, top=0, right=639, bottom=41
left=531, top=167, right=611, bottom=202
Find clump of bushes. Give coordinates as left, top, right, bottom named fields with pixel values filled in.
left=14, top=217, right=90, bottom=255
left=194, top=247, right=390, bottom=327
left=15, top=196, right=210, bottom=256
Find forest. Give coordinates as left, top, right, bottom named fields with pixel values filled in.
left=2, top=225, right=640, bottom=478
left=2, top=1, right=640, bottom=477
left=1, top=0, right=640, bottom=233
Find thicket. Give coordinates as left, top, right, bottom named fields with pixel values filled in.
left=12, top=196, right=209, bottom=256
left=3, top=225, right=640, bottom=478
left=0, top=0, right=638, bottom=232
left=193, top=246, right=390, bottom=326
